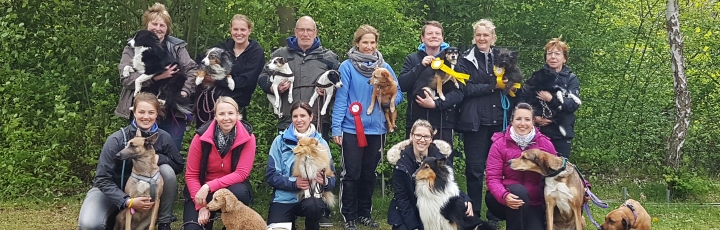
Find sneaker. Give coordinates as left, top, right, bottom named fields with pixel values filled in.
left=158, top=223, right=172, bottom=230
left=357, top=216, right=380, bottom=228
left=343, top=220, right=357, bottom=230
left=487, top=219, right=500, bottom=230
left=319, top=216, right=334, bottom=227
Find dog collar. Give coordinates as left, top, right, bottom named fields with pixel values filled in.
left=314, top=82, right=334, bottom=88
left=623, top=203, right=639, bottom=225
left=273, top=71, right=294, bottom=78
left=494, top=66, right=522, bottom=97
left=131, top=171, right=161, bottom=202
left=544, top=157, right=567, bottom=177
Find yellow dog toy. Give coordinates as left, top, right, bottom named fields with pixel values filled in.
left=430, top=58, right=469, bottom=85
left=494, top=66, right=522, bottom=97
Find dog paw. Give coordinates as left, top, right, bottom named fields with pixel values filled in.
left=122, top=66, right=134, bottom=77
left=227, top=79, right=235, bottom=91
left=195, top=77, right=203, bottom=85
left=439, top=95, right=446, bottom=101
left=288, top=97, right=293, bottom=104
left=158, top=99, right=166, bottom=106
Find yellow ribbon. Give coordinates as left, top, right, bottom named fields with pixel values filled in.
left=430, top=58, right=469, bottom=85
left=494, top=66, right=521, bottom=97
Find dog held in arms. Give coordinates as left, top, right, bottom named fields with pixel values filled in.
left=524, top=66, right=581, bottom=137
left=124, top=30, right=192, bottom=116
left=413, top=157, right=494, bottom=230
left=508, top=149, right=586, bottom=230
left=494, top=48, right=524, bottom=95
left=419, top=47, right=461, bottom=101
left=291, top=137, right=336, bottom=208
left=206, top=188, right=268, bottom=230
left=600, top=199, right=651, bottom=230
left=309, top=70, right=342, bottom=115
left=265, top=57, right=295, bottom=117
left=367, top=67, right=398, bottom=132
left=195, top=47, right=235, bottom=90
left=114, top=129, right=164, bottom=230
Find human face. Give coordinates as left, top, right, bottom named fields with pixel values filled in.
left=294, top=18, right=317, bottom=51
left=356, top=33, right=377, bottom=55
left=546, top=47, right=566, bottom=72
left=474, top=26, right=495, bottom=52
left=412, top=126, right=433, bottom=154
left=230, top=19, right=251, bottom=46
left=214, top=102, right=238, bottom=134
left=421, top=25, right=443, bottom=49
left=291, top=107, right=313, bottom=133
left=133, top=101, right=158, bottom=130
left=146, top=18, right=168, bottom=41
left=512, top=109, right=534, bottom=135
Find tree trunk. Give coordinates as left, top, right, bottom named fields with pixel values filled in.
left=276, top=5, right=295, bottom=48
left=665, top=0, right=691, bottom=172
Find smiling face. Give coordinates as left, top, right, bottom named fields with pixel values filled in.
left=146, top=18, right=168, bottom=41
left=412, top=126, right=433, bottom=154
left=291, top=106, right=313, bottom=133
left=474, top=25, right=496, bottom=52
left=512, top=108, right=534, bottom=135
left=133, top=101, right=158, bottom=130
left=214, top=102, right=238, bottom=134
left=421, top=25, right=444, bottom=49
left=230, top=19, right=251, bottom=46
left=356, top=33, right=378, bottom=55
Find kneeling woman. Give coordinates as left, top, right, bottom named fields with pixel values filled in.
left=78, top=92, right=185, bottom=230
left=485, top=103, right=557, bottom=230
left=387, top=119, right=475, bottom=230
left=266, top=101, right=337, bottom=230
left=183, top=96, right=257, bottom=229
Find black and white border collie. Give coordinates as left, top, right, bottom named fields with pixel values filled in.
left=413, top=157, right=493, bottom=230
left=196, top=47, right=234, bottom=90
left=308, top=70, right=342, bottom=115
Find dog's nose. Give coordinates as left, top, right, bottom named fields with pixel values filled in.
left=507, top=160, right=511, bottom=165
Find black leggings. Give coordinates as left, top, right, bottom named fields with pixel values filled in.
left=267, top=198, right=328, bottom=230
left=181, top=182, right=253, bottom=230
left=485, top=184, right=546, bottom=230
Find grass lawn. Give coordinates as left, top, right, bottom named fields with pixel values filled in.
left=1, top=177, right=718, bottom=230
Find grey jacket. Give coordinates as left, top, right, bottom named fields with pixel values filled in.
left=115, top=36, right=199, bottom=119
left=258, top=46, right=339, bottom=130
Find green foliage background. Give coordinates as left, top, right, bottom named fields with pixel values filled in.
left=1, top=0, right=718, bottom=198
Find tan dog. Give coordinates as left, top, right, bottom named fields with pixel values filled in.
left=367, top=67, right=399, bottom=132
left=114, top=129, right=164, bottom=230
left=292, top=137, right=336, bottom=208
left=508, top=149, right=586, bottom=230
left=424, top=47, right=461, bottom=101
left=600, top=199, right=651, bottom=230
left=206, top=188, right=268, bottom=230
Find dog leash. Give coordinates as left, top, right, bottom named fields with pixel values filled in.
left=575, top=164, right=609, bottom=230
left=500, top=93, right=510, bottom=132
left=180, top=215, right=222, bottom=230
left=120, top=127, right=128, bottom=191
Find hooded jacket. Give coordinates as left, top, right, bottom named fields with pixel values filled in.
left=265, top=124, right=337, bottom=204
left=258, top=37, right=340, bottom=130
left=115, top=36, right=199, bottom=119
left=331, top=60, right=403, bottom=137
left=386, top=139, right=465, bottom=230
left=185, top=120, right=257, bottom=210
left=200, top=39, right=266, bottom=108
left=93, top=123, right=185, bottom=210
left=398, top=44, right=463, bottom=130
left=517, top=64, right=581, bottom=139
left=486, top=127, right=556, bottom=207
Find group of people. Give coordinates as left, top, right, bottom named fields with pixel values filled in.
left=77, top=2, right=581, bottom=230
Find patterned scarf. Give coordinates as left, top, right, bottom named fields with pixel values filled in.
left=347, top=46, right=385, bottom=77
left=510, top=127, right=536, bottom=150
left=293, top=124, right=317, bottom=140
left=214, top=123, right=236, bottom=158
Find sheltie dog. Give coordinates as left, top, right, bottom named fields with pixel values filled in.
left=413, top=157, right=493, bottom=230
left=196, top=47, right=234, bottom=90
left=291, top=137, right=336, bottom=208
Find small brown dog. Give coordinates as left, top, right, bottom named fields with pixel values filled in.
left=292, top=137, right=336, bottom=208
left=114, top=129, right=164, bottom=230
left=600, top=199, right=651, bottom=230
left=367, top=67, right=399, bottom=132
left=424, top=47, right=461, bottom=101
left=206, top=188, right=268, bottom=230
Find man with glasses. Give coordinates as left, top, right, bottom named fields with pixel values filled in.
left=258, top=15, right=339, bottom=227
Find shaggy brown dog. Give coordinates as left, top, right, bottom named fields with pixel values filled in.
left=367, top=67, right=399, bottom=132
left=292, top=137, right=336, bottom=207
left=206, top=188, right=267, bottom=230
left=600, top=199, right=651, bottom=230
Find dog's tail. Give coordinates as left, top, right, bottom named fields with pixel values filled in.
left=323, top=191, right=336, bottom=208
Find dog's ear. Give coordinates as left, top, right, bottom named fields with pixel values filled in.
left=145, top=132, right=159, bottom=146
left=381, top=69, right=391, bottom=78
left=135, top=128, right=142, bottom=137
left=621, top=217, right=631, bottom=230
left=436, top=157, right=447, bottom=167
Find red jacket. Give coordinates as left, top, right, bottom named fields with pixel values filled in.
left=186, top=120, right=256, bottom=210
left=486, top=127, right=557, bottom=206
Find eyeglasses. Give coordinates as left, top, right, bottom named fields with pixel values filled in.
left=412, top=134, right=432, bottom=141
left=294, top=28, right=316, bottom=34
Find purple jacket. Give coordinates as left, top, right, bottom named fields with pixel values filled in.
left=486, top=127, right=557, bottom=206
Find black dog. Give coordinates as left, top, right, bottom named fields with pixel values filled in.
left=494, top=48, right=523, bottom=95
left=126, top=30, right=191, bottom=115
left=524, top=68, right=581, bottom=136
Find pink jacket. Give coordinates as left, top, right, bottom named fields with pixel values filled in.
left=186, top=120, right=257, bottom=210
left=486, top=127, right=557, bottom=206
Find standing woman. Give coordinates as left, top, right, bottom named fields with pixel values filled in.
left=517, top=37, right=581, bottom=159
left=183, top=96, right=257, bottom=230
left=79, top=92, right=185, bottom=230
left=454, top=19, right=511, bottom=221
left=331, top=24, right=403, bottom=230
left=115, top=2, right=199, bottom=151
left=195, top=14, right=266, bottom=127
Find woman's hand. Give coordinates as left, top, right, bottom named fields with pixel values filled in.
left=296, top=178, right=310, bottom=190
left=495, top=78, right=508, bottom=89
left=154, top=64, right=179, bottom=81
left=535, top=116, right=553, bottom=126
left=464, top=202, right=474, bottom=217
left=194, top=184, right=210, bottom=207
left=198, top=207, right=211, bottom=225
left=537, top=91, right=553, bottom=102
left=315, top=172, right=326, bottom=185
left=505, top=193, right=525, bottom=209
left=126, top=197, right=154, bottom=211
left=415, top=91, right=436, bottom=109
left=333, top=136, right=342, bottom=146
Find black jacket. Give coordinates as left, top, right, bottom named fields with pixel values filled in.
left=398, top=50, right=464, bottom=129
left=198, top=39, right=265, bottom=108
left=517, top=64, right=581, bottom=139
left=455, top=46, right=514, bottom=132
left=93, top=124, right=185, bottom=209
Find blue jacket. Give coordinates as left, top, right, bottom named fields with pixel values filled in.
left=331, top=60, right=404, bottom=137
left=266, top=124, right=337, bottom=203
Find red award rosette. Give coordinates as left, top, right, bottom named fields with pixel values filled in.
left=349, top=102, right=368, bottom=147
